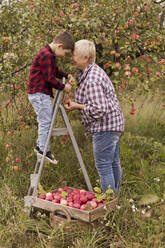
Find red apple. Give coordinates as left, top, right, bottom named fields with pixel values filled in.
left=64, top=187, right=72, bottom=194
left=89, top=201, right=97, bottom=209
left=60, top=198, right=68, bottom=206
left=91, top=198, right=98, bottom=203
left=38, top=193, right=46, bottom=200
left=80, top=195, right=87, bottom=204
left=73, top=202, right=81, bottom=209
left=97, top=202, right=104, bottom=207
left=57, top=187, right=63, bottom=193
left=72, top=189, right=80, bottom=195
left=80, top=204, right=86, bottom=210
left=73, top=194, right=80, bottom=202
left=45, top=192, right=53, bottom=201
left=86, top=192, right=95, bottom=200
left=80, top=189, right=86, bottom=194
left=53, top=195, right=61, bottom=203
left=67, top=197, right=73, bottom=202
left=68, top=202, right=74, bottom=208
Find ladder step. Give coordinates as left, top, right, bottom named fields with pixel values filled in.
left=30, top=174, right=39, bottom=188
left=52, top=128, right=68, bottom=136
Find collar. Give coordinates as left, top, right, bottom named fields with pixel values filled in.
left=77, top=63, right=94, bottom=86
left=46, top=44, right=55, bottom=56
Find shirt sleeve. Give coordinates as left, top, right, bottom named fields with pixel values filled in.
left=83, top=80, right=110, bottom=121
left=55, top=66, right=68, bottom=79
left=41, top=54, right=65, bottom=90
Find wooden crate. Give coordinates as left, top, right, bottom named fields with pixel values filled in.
left=25, top=194, right=118, bottom=223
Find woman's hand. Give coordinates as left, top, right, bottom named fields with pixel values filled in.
left=64, top=98, right=77, bottom=110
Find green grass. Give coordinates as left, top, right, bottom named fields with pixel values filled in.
left=0, top=92, right=165, bottom=247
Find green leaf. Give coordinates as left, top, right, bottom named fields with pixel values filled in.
left=38, top=184, right=47, bottom=194
left=105, top=188, right=114, bottom=194
left=94, top=187, right=102, bottom=194
left=138, top=193, right=159, bottom=206
left=60, top=191, right=68, bottom=198
left=97, top=195, right=104, bottom=202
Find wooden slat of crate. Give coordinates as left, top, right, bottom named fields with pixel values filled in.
left=26, top=196, right=117, bottom=223
left=88, top=197, right=117, bottom=222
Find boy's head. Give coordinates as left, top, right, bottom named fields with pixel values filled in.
left=50, top=31, right=74, bottom=57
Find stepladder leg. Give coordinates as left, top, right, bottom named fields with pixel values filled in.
left=59, top=104, right=93, bottom=192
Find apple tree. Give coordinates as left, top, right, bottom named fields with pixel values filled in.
left=0, top=0, right=164, bottom=130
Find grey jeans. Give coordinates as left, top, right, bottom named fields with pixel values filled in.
left=28, top=92, right=53, bottom=152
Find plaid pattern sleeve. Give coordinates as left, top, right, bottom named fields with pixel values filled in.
left=75, top=63, right=125, bottom=135
left=28, top=45, right=66, bottom=97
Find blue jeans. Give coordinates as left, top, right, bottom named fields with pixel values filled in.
left=28, top=93, right=53, bottom=152
left=92, top=131, right=122, bottom=193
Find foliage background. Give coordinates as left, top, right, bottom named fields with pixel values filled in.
left=0, top=0, right=165, bottom=247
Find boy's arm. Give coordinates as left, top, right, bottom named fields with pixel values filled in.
left=55, top=66, right=68, bottom=79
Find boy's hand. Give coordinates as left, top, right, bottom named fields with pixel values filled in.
left=64, top=83, right=72, bottom=92
left=68, top=74, right=76, bottom=85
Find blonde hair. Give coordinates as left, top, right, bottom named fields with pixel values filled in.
left=75, top=40, right=96, bottom=63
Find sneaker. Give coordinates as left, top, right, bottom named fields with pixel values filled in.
left=34, top=146, right=40, bottom=153
left=37, top=150, right=58, bottom=164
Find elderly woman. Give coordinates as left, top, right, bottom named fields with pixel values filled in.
left=64, top=40, right=124, bottom=193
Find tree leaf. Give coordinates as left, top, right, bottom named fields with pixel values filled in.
left=138, top=193, right=159, bottom=206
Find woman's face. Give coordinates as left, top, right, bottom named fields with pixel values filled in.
left=72, top=48, right=89, bottom=71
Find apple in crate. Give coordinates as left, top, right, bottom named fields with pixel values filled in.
left=45, top=192, right=53, bottom=201
left=38, top=193, right=46, bottom=200
left=60, top=198, right=68, bottom=206
left=97, top=202, right=104, bottom=207
left=68, top=202, right=74, bottom=207
left=80, top=204, right=86, bottom=210
left=73, top=194, right=80, bottom=202
left=86, top=191, right=95, bottom=200
left=52, top=194, right=61, bottom=203
left=57, top=187, right=63, bottom=193
left=73, top=202, right=81, bottom=209
left=63, top=186, right=72, bottom=194
left=80, top=195, right=87, bottom=204
left=89, top=200, right=97, bottom=209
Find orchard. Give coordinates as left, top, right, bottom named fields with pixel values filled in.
left=0, top=0, right=165, bottom=247
left=0, top=0, right=165, bottom=121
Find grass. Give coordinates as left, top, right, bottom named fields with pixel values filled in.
left=0, top=92, right=165, bottom=247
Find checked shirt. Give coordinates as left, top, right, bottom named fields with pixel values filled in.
left=28, top=45, right=67, bottom=97
left=75, top=63, right=125, bottom=136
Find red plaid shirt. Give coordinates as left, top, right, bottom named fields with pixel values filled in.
left=75, top=63, right=125, bottom=135
left=28, top=45, right=68, bottom=97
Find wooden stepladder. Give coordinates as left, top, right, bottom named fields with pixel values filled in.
left=24, top=78, right=93, bottom=216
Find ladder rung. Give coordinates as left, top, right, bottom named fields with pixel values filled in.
left=52, top=128, right=68, bottom=136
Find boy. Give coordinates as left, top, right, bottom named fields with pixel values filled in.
left=28, top=31, right=74, bottom=164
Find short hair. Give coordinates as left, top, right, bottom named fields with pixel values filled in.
left=75, top=40, right=96, bottom=63
left=53, top=31, right=75, bottom=52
